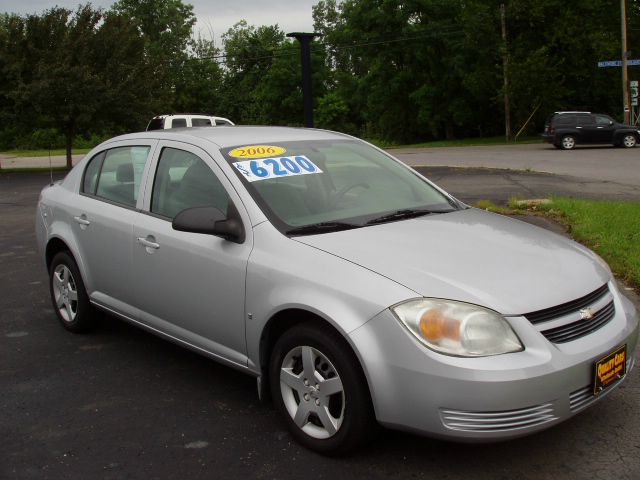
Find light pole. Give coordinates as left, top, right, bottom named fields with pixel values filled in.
left=287, top=32, right=321, bottom=128
left=621, top=0, right=630, bottom=124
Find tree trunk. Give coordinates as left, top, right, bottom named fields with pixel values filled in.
left=445, top=122, right=454, bottom=140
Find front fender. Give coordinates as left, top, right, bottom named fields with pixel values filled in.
left=244, top=222, right=416, bottom=370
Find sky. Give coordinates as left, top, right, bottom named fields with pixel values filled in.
left=0, top=0, right=319, bottom=46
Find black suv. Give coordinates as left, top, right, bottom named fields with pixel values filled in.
left=542, top=111, right=639, bottom=149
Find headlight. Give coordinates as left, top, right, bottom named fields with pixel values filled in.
left=391, top=298, right=523, bottom=357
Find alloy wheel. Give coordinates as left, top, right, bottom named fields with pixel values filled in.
left=52, top=264, right=79, bottom=323
left=279, top=345, right=345, bottom=439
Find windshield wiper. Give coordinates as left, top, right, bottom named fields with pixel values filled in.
left=286, top=221, right=362, bottom=236
left=365, top=208, right=451, bottom=225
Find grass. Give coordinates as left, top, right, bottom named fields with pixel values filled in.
left=0, top=166, right=70, bottom=174
left=369, top=135, right=542, bottom=149
left=475, top=197, right=640, bottom=290
left=0, top=148, right=91, bottom=157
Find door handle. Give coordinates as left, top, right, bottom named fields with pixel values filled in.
left=576, top=126, right=582, bottom=129
left=73, top=215, right=90, bottom=230
left=137, top=236, right=160, bottom=250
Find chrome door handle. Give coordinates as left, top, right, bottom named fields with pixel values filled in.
left=576, top=126, right=582, bottom=129
left=137, top=237, right=160, bottom=249
left=73, top=215, right=91, bottom=226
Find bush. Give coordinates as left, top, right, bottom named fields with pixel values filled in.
left=27, top=129, right=66, bottom=149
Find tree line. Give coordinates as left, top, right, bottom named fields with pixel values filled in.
left=1, top=0, right=638, bottom=167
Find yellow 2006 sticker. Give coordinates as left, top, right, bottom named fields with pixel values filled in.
left=228, top=145, right=286, bottom=159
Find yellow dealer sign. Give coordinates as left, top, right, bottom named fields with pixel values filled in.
left=228, top=145, right=286, bottom=159
left=594, top=345, right=626, bottom=395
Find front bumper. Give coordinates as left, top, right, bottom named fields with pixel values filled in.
left=348, top=286, right=639, bottom=441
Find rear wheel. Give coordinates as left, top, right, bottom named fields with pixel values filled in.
left=560, top=135, right=576, bottom=150
left=622, top=134, right=637, bottom=148
left=49, top=251, right=95, bottom=332
left=269, top=322, right=375, bottom=455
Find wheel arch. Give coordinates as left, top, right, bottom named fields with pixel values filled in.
left=257, top=308, right=373, bottom=405
left=45, top=237, right=73, bottom=271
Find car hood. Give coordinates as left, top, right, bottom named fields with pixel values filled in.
left=293, top=209, right=610, bottom=315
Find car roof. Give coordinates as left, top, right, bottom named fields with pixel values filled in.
left=104, top=126, right=351, bottom=149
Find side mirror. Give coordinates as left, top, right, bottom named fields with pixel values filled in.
left=609, top=120, right=614, bottom=126
left=172, top=203, right=245, bottom=243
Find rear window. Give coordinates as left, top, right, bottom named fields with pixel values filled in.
left=146, top=118, right=164, bottom=131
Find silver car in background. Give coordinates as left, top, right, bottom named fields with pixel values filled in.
left=35, top=127, right=638, bottom=454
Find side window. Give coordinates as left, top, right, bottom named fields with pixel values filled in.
left=576, top=114, right=594, bottom=126
left=191, top=118, right=212, bottom=127
left=595, top=115, right=612, bottom=125
left=216, top=119, right=232, bottom=126
left=555, top=115, right=574, bottom=126
left=94, top=146, right=151, bottom=207
left=171, top=118, right=187, bottom=128
left=82, top=151, right=105, bottom=194
left=151, top=147, right=230, bottom=219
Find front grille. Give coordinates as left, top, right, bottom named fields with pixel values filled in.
left=540, top=301, right=616, bottom=344
left=523, top=284, right=616, bottom=344
left=440, top=404, right=557, bottom=433
left=525, top=284, right=609, bottom=324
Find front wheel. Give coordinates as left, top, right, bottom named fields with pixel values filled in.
left=560, top=135, right=576, bottom=150
left=621, top=134, right=637, bottom=148
left=269, top=323, right=375, bottom=455
left=49, top=251, right=95, bottom=332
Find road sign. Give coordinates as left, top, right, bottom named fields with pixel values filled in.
left=631, top=80, right=638, bottom=107
left=598, top=59, right=640, bottom=67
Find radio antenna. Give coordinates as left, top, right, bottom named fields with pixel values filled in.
left=49, top=145, right=53, bottom=186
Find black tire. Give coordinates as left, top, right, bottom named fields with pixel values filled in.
left=49, top=251, right=95, bottom=333
left=269, top=322, right=375, bottom=455
left=560, top=135, right=576, bottom=150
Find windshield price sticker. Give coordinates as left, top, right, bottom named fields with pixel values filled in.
left=228, top=145, right=286, bottom=159
left=594, top=345, right=627, bottom=395
left=233, top=155, right=323, bottom=182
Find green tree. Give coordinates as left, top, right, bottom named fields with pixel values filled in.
left=0, top=5, right=154, bottom=166
left=173, top=36, right=225, bottom=114
left=219, top=21, right=326, bottom=126
left=111, top=0, right=196, bottom=112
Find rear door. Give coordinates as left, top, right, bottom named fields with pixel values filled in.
left=73, top=141, right=155, bottom=316
left=132, top=141, right=252, bottom=366
left=575, top=114, right=597, bottom=143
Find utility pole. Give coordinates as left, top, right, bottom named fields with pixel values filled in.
left=621, top=0, right=630, bottom=124
left=500, top=4, right=512, bottom=141
left=287, top=32, right=321, bottom=128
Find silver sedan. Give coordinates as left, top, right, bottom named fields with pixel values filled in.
left=35, top=127, right=639, bottom=454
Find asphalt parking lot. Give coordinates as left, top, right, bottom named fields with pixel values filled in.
left=1, top=170, right=639, bottom=480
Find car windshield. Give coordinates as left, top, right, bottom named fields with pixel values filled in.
left=222, top=139, right=459, bottom=234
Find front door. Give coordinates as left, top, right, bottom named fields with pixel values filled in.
left=593, top=115, right=616, bottom=143
left=132, top=143, right=251, bottom=366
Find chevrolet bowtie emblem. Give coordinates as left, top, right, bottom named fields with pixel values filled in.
left=580, top=308, right=595, bottom=320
